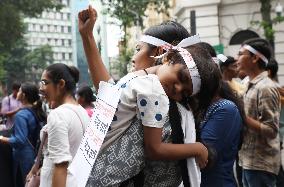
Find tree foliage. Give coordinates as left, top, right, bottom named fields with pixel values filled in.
left=251, top=0, right=284, bottom=52
left=0, top=0, right=61, bottom=90
left=101, top=0, right=170, bottom=29
left=4, top=40, right=53, bottom=90
left=101, top=0, right=170, bottom=77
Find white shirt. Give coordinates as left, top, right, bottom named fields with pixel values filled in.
left=101, top=73, right=169, bottom=151
left=40, top=104, right=89, bottom=187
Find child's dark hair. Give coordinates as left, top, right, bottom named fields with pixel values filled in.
left=242, top=38, right=272, bottom=69
left=77, top=85, right=96, bottom=103
left=219, top=56, right=236, bottom=73
left=45, top=63, right=80, bottom=94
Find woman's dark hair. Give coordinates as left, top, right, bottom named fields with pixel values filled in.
left=266, top=58, right=278, bottom=80
left=242, top=38, right=272, bottom=70
left=197, top=42, right=217, bottom=57
left=12, top=82, right=21, bottom=91
left=45, top=63, right=80, bottom=94
left=144, top=21, right=191, bottom=48
left=166, top=45, right=219, bottom=186
left=77, top=86, right=96, bottom=103
left=21, top=83, right=46, bottom=123
left=144, top=21, right=191, bottom=65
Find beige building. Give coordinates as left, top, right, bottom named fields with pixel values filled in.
left=174, top=0, right=284, bottom=83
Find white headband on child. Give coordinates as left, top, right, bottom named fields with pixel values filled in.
left=176, top=47, right=201, bottom=96
left=140, top=34, right=201, bottom=96
left=242, top=44, right=269, bottom=64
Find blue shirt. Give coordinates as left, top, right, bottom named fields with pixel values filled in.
left=8, top=108, right=40, bottom=180
left=9, top=108, right=38, bottom=150
left=200, top=99, right=243, bottom=187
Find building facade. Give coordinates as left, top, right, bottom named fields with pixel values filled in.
left=72, top=0, right=109, bottom=85
left=24, top=0, right=74, bottom=66
left=174, top=0, right=284, bottom=83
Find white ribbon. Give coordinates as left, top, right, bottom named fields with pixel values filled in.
left=140, top=35, right=201, bottom=96
left=217, top=54, right=228, bottom=63
left=140, top=34, right=201, bottom=49
left=242, top=44, right=268, bottom=64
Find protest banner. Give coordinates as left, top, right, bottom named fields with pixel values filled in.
left=69, top=81, right=121, bottom=187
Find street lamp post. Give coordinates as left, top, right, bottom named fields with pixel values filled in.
left=275, top=2, right=283, bottom=17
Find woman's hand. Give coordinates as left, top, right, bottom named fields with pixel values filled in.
left=195, top=142, right=208, bottom=169
left=26, top=164, right=39, bottom=182
left=78, top=5, right=97, bottom=36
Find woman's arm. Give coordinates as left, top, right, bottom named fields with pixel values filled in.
left=143, top=126, right=208, bottom=168
left=78, top=6, right=111, bottom=90
left=5, top=112, right=28, bottom=148
left=52, top=162, right=68, bottom=187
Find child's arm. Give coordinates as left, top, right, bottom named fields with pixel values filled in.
left=143, top=126, right=208, bottom=168
left=78, top=6, right=111, bottom=90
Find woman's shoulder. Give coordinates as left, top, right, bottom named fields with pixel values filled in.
left=51, top=104, right=85, bottom=115
left=209, top=99, right=238, bottom=115
left=16, top=108, right=33, bottom=117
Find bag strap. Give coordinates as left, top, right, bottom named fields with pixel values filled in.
left=24, top=108, right=41, bottom=150
left=8, top=95, right=11, bottom=111
left=62, top=105, right=85, bottom=135
left=34, top=131, right=48, bottom=169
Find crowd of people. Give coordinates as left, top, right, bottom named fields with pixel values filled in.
left=0, top=5, right=283, bottom=187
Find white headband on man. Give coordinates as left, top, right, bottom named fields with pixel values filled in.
left=140, top=34, right=201, bottom=96
left=242, top=44, right=269, bottom=64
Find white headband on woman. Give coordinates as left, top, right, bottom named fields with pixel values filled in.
left=140, top=34, right=201, bottom=48
left=242, top=44, right=268, bottom=64
left=140, top=34, right=201, bottom=96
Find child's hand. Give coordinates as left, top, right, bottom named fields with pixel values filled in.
left=78, top=5, right=97, bottom=36
left=195, top=142, right=208, bottom=169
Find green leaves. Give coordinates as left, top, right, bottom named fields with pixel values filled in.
left=101, top=0, right=169, bottom=77
left=101, top=0, right=169, bottom=28
left=0, top=0, right=60, bottom=87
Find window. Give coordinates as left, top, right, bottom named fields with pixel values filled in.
left=229, top=30, right=259, bottom=45
left=57, top=25, right=61, bottom=32
left=63, top=13, right=67, bottom=20
left=35, top=24, right=40, bottom=32
left=65, top=53, right=69, bottom=60
left=50, top=25, right=55, bottom=32
left=57, top=39, right=62, bottom=46
left=56, top=12, right=61, bottom=20
left=64, top=39, right=69, bottom=46
left=58, top=53, right=62, bottom=60
left=43, top=25, right=48, bottom=32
